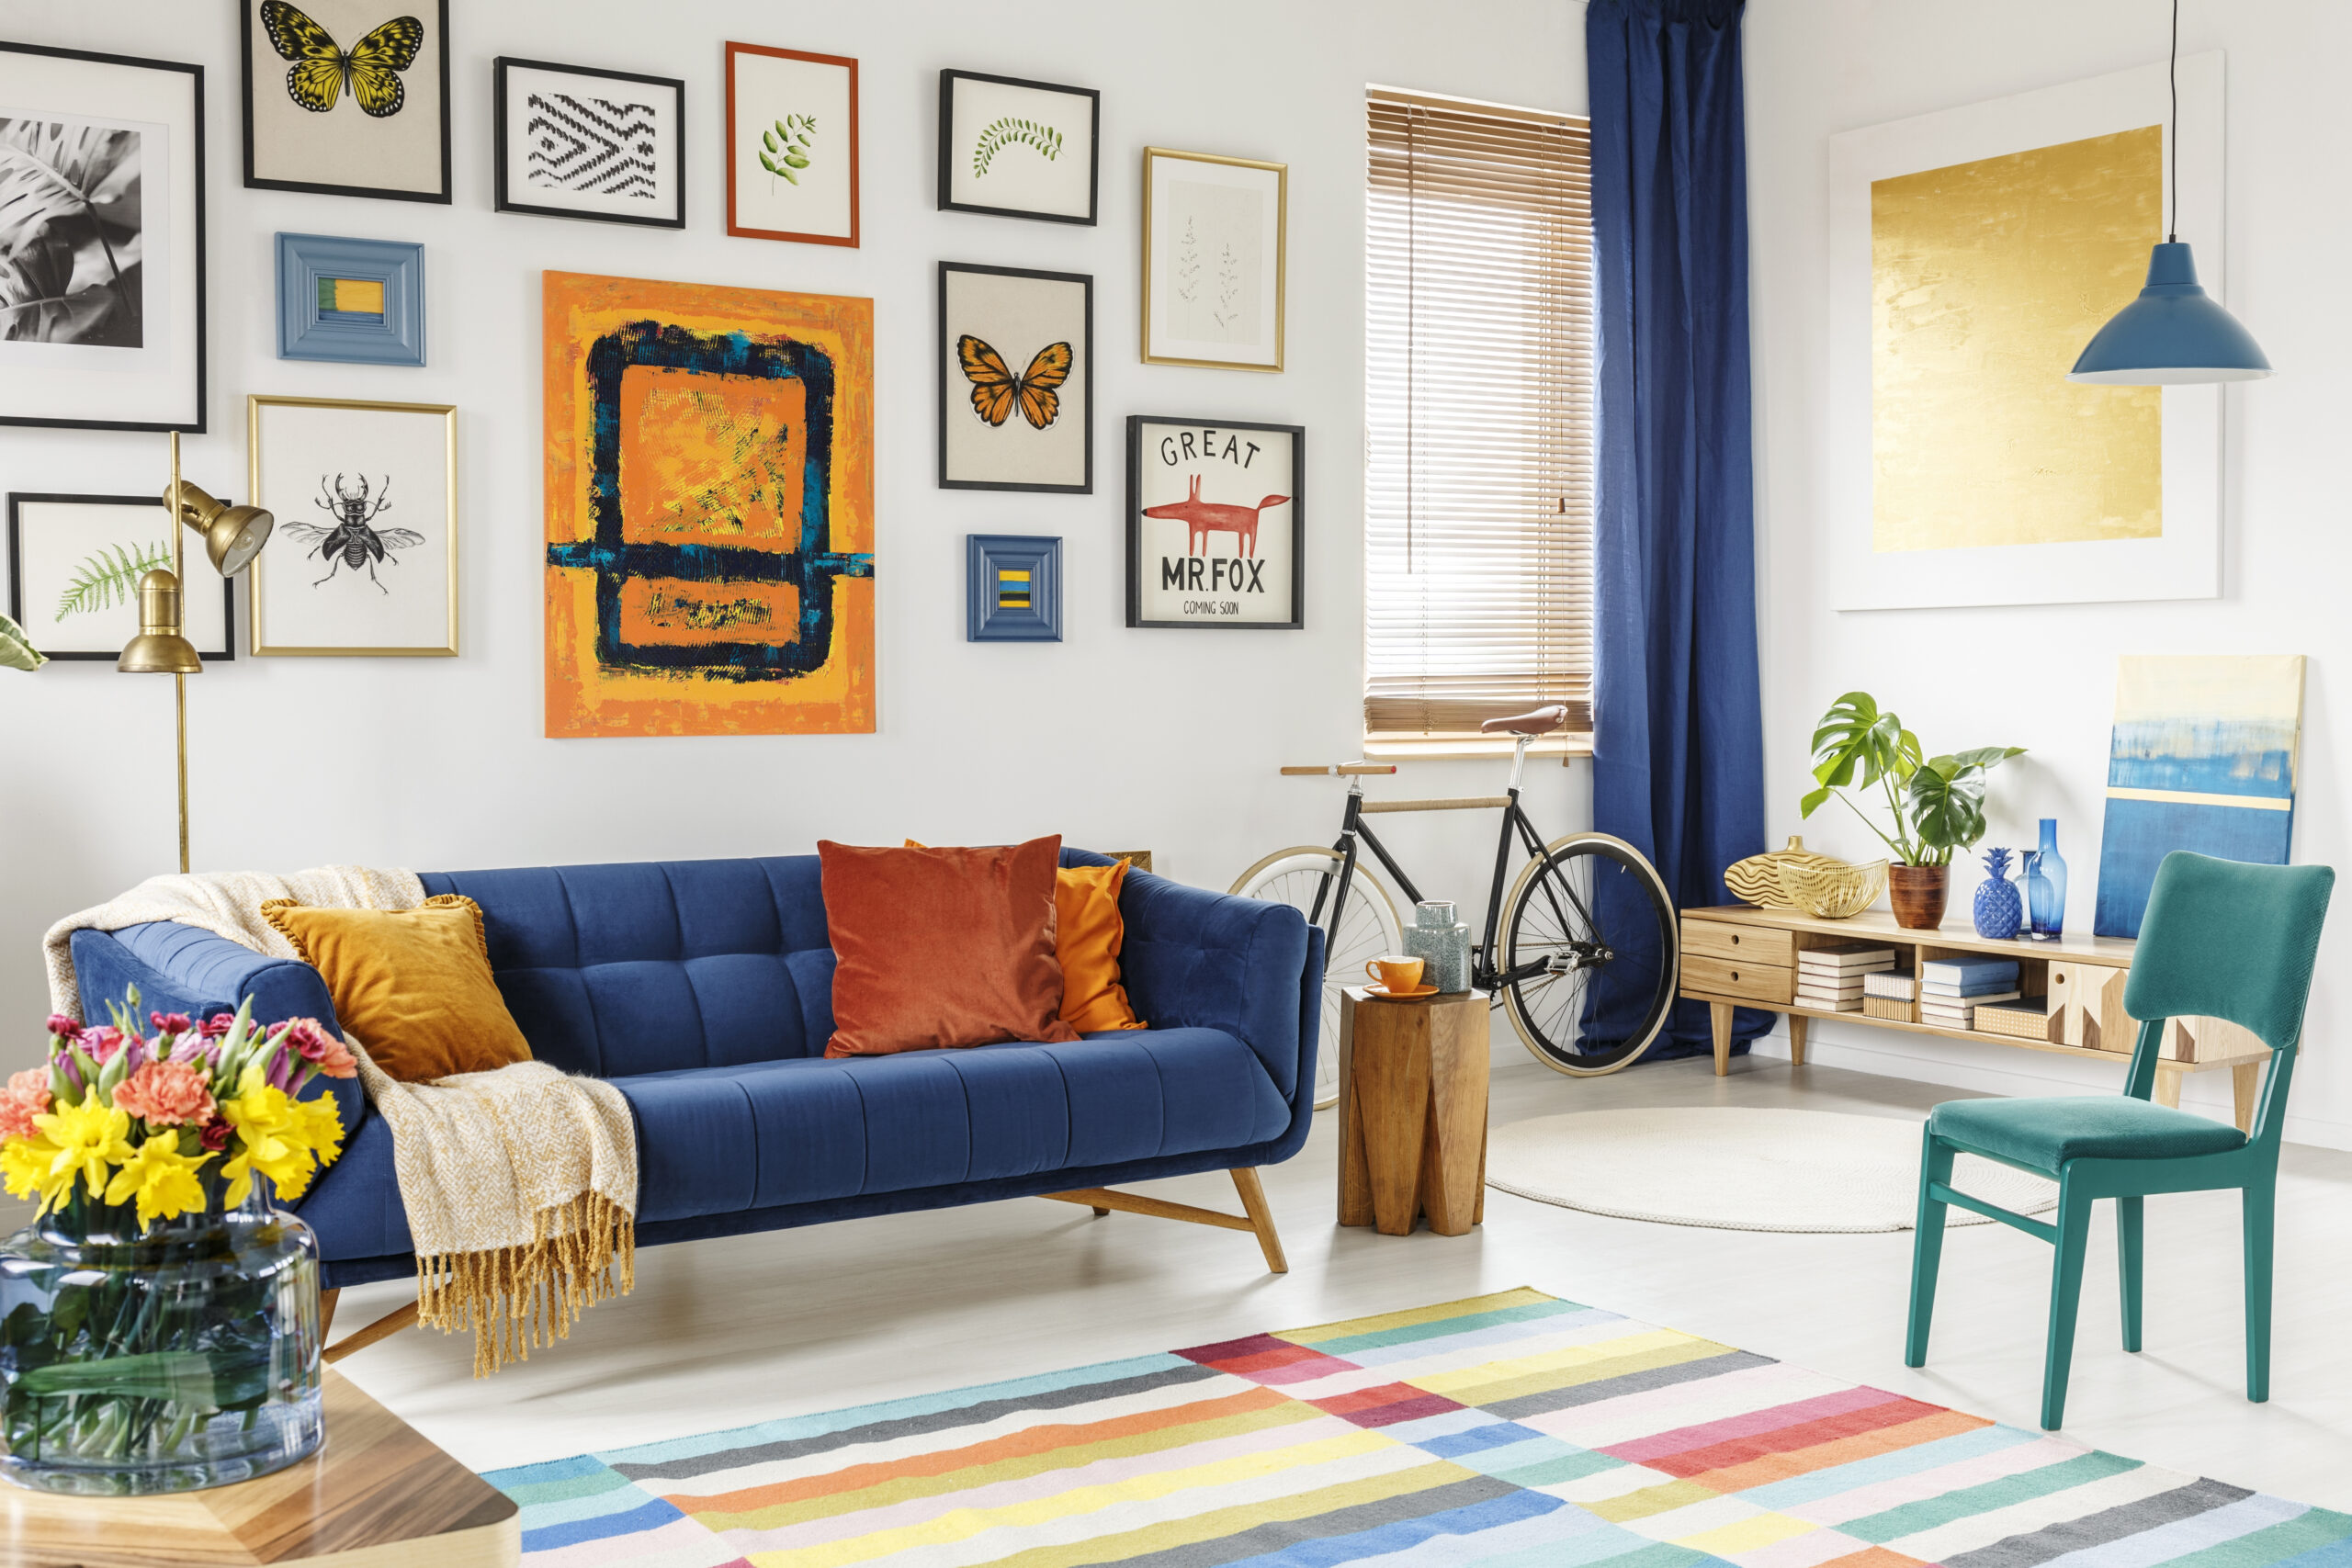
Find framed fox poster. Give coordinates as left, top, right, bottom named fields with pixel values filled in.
left=1125, top=415, right=1301, bottom=629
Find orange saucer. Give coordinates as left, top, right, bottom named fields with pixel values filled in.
left=1364, top=983, right=1441, bottom=999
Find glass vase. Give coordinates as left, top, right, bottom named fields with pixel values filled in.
left=0, top=1185, right=323, bottom=1495
left=2024, top=818, right=2067, bottom=942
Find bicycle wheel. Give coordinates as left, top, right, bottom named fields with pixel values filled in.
left=1230, top=847, right=1402, bottom=1110
left=1498, top=832, right=1678, bottom=1077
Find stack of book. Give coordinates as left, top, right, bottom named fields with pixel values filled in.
left=1920, top=957, right=2022, bottom=1030
left=1861, top=969, right=1917, bottom=1022
left=1795, top=943, right=1896, bottom=1012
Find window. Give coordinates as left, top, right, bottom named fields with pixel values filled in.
left=1364, top=89, right=1595, bottom=753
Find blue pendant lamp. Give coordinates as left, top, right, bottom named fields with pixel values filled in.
left=2068, top=0, right=2270, bottom=385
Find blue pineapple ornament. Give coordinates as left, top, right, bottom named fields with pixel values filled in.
left=1973, top=846, right=2023, bottom=942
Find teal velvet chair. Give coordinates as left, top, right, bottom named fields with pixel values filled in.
left=1905, top=851, right=2334, bottom=1430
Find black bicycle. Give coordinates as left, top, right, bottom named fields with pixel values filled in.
left=1232, top=705, right=1679, bottom=1105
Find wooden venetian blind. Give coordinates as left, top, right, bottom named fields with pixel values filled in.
left=1364, top=91, right=1595, bottom=746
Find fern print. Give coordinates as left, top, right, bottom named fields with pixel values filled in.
left=54, top=537, right=168, bottom=621
left=971, top=117, right=1063, bottom=178
left=759, top=113, right=816, bottom=188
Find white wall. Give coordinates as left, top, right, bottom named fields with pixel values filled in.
left=1745, top=0, right=2352, bottom=1147
left=0, top=1, right=1589, bottom=1066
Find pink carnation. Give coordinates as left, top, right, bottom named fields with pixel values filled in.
left=45, top=1014, right=79, bottom=1040
left=199, top=1012, right=237, bottom=1040
left=199, top=1118, right=232, bottom=1153
left=0, top=1068, right=49, bottom=1141
left=112, top=1060, right=217, bottom=1128
left=278, top=1019, right=357, bottom=1079
left=78, top=1026, right=125, bottom=1062
left=150, top=1012, right=194, bottom=1038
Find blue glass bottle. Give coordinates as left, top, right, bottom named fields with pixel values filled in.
left=2023, top=818, right=2067, bottom=941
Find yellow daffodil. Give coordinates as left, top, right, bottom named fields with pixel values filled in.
left=28, top=1099, right=134, bottom=1212
left=288, top=1095, right=345, bottom=1190
left=102, top=1136, right=213, bottom=1229
left=0, top=1131, right=73, bottom=1213
left=220, top=1077, right=337, bottom=1205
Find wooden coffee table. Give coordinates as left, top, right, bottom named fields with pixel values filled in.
left=3, top=1366, right=518, bottom=1568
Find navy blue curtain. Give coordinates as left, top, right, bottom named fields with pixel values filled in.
left=1586, top=0, right=1770, bottom=1059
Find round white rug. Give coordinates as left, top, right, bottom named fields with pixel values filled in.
left=1485, top=1107, right=2058, bottom=1234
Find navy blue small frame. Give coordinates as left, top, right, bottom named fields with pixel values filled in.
left=967, top=534, right=1062, bottom=642
left=277, top=233, right=425, bottom=366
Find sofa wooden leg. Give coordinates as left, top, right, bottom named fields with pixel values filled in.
left=323, top=1299, right=423, bottom=1364
left=1090, top=1205, right=1111, bottom=1217
left=1041, top=1170, right=1289, bottom=1274
left=1230, top=1168, right=1288, bottom=1274
left=319, top=1286, right=340, bottom=1341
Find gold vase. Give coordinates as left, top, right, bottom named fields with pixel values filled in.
left=1724, top=835, right=1843, bottom=909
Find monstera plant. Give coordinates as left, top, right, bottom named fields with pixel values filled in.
left=1801, top=693, right=2021, bottom=928
left=0, top=610, right=42, bottom=672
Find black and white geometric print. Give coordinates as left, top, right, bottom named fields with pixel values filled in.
left=526, top=92, right=657, bottom=198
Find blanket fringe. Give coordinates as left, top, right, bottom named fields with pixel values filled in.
left=413, top=1191, right=638, bottom=1377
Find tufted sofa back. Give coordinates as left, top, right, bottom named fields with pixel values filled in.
left=419, top=857, right=837, bottom=1078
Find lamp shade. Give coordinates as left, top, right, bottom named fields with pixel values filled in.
left=164, top=480, right=276, bottom=576
left=2069, top=242, right=2271, bottom=385
left=116, top=568, right=202, bottom=674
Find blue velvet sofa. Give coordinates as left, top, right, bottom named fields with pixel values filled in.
left=66, top=849, right=1325, bottom=1305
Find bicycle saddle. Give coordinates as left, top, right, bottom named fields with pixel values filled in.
left=1480, top=704, right=1567, bottom=736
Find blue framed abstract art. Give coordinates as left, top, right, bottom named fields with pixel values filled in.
left=2093, top=654, right=2305, bottom=938
left=967, top=535, right=1061, bottom=642
left=276, top=233, right=424, bottom=366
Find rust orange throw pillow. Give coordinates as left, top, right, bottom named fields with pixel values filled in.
left=1057, top=861, right=1147, bottom=1032
left=822, top=837, right=1083, bottom=1056
left=259, top=896, right=534, bottom=1083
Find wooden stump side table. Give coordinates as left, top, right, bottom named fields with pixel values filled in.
left=1337, top=987, right=1489, bottom=1236
left=3, top=1366, right=519, bottom=1568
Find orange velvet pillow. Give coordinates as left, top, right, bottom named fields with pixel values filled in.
left=1057, top=861, right=1146, bottom=1032
left=259, top=896, right=534, bottom=1083
left=821, top=837, right=1082, bottom=1056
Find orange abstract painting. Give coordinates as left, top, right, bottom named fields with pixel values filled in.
left=543, top=272, right=875, bottom=737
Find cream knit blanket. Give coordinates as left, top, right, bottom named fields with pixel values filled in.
left=43, top=867, right=638, bottom=1376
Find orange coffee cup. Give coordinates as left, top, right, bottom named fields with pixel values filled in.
left=1365, top=954, right=1425, bottom=992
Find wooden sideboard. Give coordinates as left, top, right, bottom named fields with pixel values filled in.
left=1680, top=904, right=2273, bottom=1133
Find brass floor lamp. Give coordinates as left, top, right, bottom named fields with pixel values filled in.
left=119, top=433, right=275, bottom=874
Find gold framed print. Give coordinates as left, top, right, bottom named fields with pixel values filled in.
left=247, top=393, right=457, bottom=655
left=1141, top=147, right=1285, bottom=372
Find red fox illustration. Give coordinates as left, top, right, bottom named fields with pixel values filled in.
left=1141, top=475, right=1291, bottom=559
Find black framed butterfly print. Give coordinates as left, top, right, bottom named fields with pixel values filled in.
left=939, top=262, right=1091, bottom=494
left=242, top=0, right=450, bottom=202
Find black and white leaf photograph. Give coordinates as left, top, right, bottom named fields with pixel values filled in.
left=0, top=116, right=143, bottom=347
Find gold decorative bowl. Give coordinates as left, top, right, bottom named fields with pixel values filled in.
left=1724, top=835, right=1843, bottom=909
left=1778, top=856, right=1888, bottom=919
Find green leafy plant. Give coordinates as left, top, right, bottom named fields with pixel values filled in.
left=972, top=116, right=1063, bottom=178
left=1800, top=691, right=2023, bottom=866
left=0, top=609, right=43, bottom=671
left=54, top=538, right=169, bottom=621
left=0, top=118, right=142, bottom=346
left=759, top=114, right=816, bottom=186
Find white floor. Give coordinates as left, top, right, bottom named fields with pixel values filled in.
left=321, top=1050, right=2352, bottom=1508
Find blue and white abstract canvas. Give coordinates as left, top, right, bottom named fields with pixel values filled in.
left=2094, top=654, right=2304, bottom=937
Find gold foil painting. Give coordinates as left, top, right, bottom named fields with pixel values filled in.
left=1829, top=55, right=2226, bottom=610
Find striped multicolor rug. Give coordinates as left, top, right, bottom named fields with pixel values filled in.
left=488, top=1288, right=2351, bottom=1568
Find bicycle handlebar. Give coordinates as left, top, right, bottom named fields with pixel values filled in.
left=1280, top=763, right=1398, bottom=776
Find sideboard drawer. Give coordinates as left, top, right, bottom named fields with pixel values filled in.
left=1682, top=952, right=1793, bottom=1005
left=1680, top=921, right=1794, bottom=965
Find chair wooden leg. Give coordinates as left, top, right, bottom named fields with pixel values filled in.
left=323, top=1300, right=422, bottom=1364
left=2041, top=1191, right=2093, bottom=1430
left=2244, top=1183, right=2275, bottom=1403
left=2117, top=1196, right=2144, bottom=1353
left=1905, top=1129, right=1953, bottom=1368
left=1230, top=1168, right=1288, bottom=1274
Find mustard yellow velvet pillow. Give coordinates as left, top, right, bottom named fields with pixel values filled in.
left=260, top=896, right=533, bottom=1083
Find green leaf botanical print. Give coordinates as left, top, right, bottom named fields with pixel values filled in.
left=759, top=114, right=816, bottom=186
left=972, top=117, right=1063, bottom=178
left=55, top=537, right=169, bottom=621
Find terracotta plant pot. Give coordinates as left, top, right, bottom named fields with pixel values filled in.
left=1886, top=863, right=1951, bottom=930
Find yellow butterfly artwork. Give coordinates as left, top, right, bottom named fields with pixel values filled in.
left=260, top=0, right=424, bottom=118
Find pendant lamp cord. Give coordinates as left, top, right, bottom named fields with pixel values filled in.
left=2167, top=0, right=2179, bottom=243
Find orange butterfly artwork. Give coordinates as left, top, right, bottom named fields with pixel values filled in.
left=957, top=334, right=1070, bottom=430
